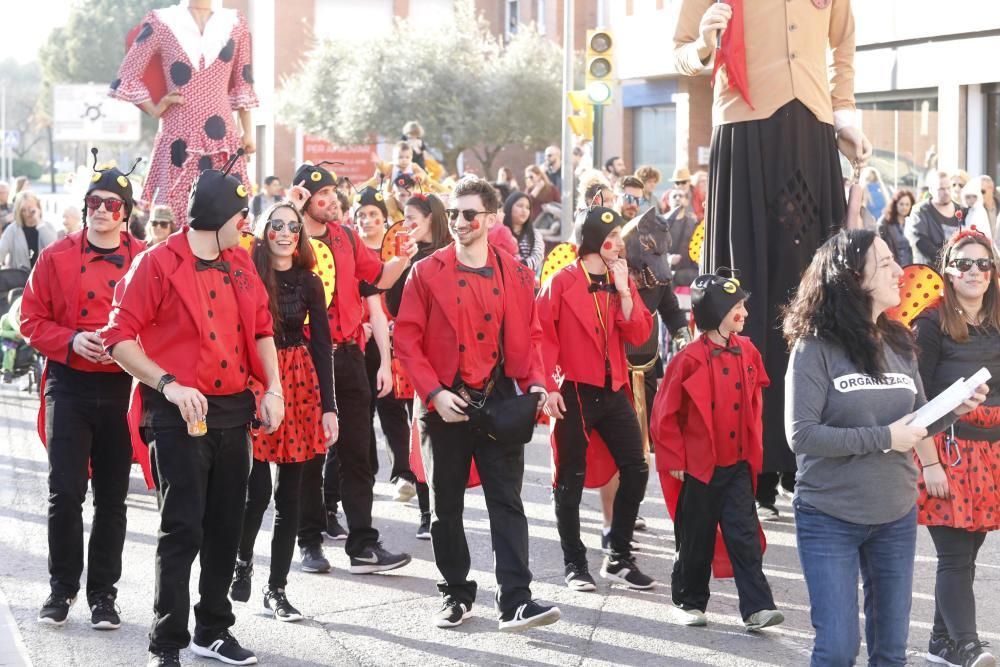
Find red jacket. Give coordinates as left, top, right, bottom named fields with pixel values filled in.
left=651, top=333, right=769, bottom=578
left=320, top=222, right=383, bottom=345
left=537, top=261, right=652, bottom=392
left=100, top=229, right=273, bottom=387
left=394, top=244, right=545, bottom=403
left=20, top=230, right=144, bottom=370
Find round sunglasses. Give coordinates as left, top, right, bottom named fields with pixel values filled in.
left=269, top=220, right=302, bottom=234
left=948, top=258, right=995, bottom=273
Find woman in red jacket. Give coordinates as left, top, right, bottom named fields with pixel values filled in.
left=229, top=201, right=339, bottom=622
left=538, top=205, right=655, bottom=593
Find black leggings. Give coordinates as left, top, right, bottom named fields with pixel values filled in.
left=238, top=459, right=305, bottom=589
left=927, top=525, right=988, bottom=644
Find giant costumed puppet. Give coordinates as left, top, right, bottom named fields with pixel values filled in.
left=673, top=0, right=872, bottom=512
left=110, top=0, right=258, bottom=225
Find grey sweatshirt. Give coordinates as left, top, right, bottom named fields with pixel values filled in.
left=785, top=336, right=954, bottom=525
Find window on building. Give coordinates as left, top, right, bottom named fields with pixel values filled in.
left=536, top=0, right=546, bottom=34
left=856, top=91, right=938, bottom=193
left=986, top=85, right=1000, bottom=185
left=505, top=0, right=520, bottom=41
left=632, top=104, right=676, bottom=199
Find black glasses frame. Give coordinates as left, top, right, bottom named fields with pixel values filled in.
left=949, top=258, right=995, bottom=273
left=446, top=208, right=491, bottom=222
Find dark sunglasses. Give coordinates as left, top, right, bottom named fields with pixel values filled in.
left=269, top=220, right=302, bottom=233
left=949, top=258, right=995, bottom=272
left=621, top=194, right=641, bottom=204
left=446, top=208, right=490, bottom=222
left=151, top=220, right=172, bottom=228
left=85, top=195, right=124, bottom=213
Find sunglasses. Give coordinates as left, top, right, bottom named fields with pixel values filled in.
left=621, top=194, right=641, bottom=204
left=151, top=220, right=172, bottom=228
left=949, top=258, right=995, bottom=272
left=446, top=208, right=491, bottom=222
left=85, top=195, right=125, bottom=213
left=269, top=220, right=302, bottom=234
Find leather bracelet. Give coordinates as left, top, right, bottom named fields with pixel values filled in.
left=922, top=461, right=942, bottom=469
left=265, top=390, right=283, bottom=400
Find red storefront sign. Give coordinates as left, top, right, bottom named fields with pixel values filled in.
left=301, top=135, right=376, bottom=186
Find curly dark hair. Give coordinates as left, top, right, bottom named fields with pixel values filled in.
left=880, top=188, right=916, bottom=224
left=782, top=229, right=915, bottom=377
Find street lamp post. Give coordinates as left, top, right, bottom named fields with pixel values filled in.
left=559, top=0, right=574, bottom=241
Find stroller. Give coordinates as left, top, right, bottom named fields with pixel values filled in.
left=0, top=269, right=43, bottom=393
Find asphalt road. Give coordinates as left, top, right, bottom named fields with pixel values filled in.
left=1, top=380, right=997, bottom=666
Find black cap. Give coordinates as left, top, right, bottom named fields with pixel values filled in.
left=393, top=172, right=416, bottom=190
left=574, top=205, right=624, bottom=256
left=87, top=148, right=141, bottom=220
left=292, top=162, right=338, bottom=196
left=690, top=269, right=748, bottom=332
left=188, top=150, right=248, bottom=231
left=355, top=186, right=388, bottom=219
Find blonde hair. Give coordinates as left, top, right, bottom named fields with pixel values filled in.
left=402, top=121, right=424, bottom=138
left=12, top=191, right=41, bottom=228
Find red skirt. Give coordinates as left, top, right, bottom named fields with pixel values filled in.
left=249, top=345, right=326, bottom=464
left=918, top=405, right=1000, bottom=531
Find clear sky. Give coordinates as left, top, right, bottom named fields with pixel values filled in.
left=0, top=0, right=74, bottom=63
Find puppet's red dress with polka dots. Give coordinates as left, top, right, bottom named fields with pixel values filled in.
left=110, top=4, right=258, bottom=223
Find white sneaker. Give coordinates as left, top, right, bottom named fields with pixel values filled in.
left=745, top=609, right=784, bottom=632
left=670, top=605, right=707, bottom=627
left=393, top=479, right=417, bottom=503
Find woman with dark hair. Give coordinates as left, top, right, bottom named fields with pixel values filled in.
left=912, top=228, right=1000, bottom=667
left=878, top=189, right=916, bottom=266
left=503, top=191, right=545, bottom=274
left=382, top=193, right=451, bottom=538
left=783, top=229, right=987, bottom=666
left=230, top=200, right=339, bottom=621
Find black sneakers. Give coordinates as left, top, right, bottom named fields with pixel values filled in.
left=600, top=532, right=641, bottom=554
left=349, top=542, right=412, bottom=574
left=89, top=594, right=121, bottom=630
left=262, top=586, right=303, bottom=623
left=37, top=593, right=75, bottom=626
left=564, top=562, right=597, bottom=592
left=927, top=633, right=956, bottom=665
left=955, top=640, right=996, bottom=667
left=498, top=600, right=561, bottom=632
left=300, top=544, right=332, bottom=573
left=416, top=512, right=431, bottom=540
left=190, top=630, right=257, bottom=665
left=756, top=502, right=780, bottom=521
left=147, top=648, right=181, bottom=667
left=600, top=555, right=655, bottom=590
left=433, top=598, right=471, bottom=628
left=324, top=512, right=348, bottom=541
left=230, top=560, right=253, bottom=603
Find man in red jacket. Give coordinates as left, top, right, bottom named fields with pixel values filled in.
left=20, top=151, right=145, bottom=630
left=102, top=157, right=282, bottom=667
left=395, top=177, right=560, bottom=632
left=538, top=204, right=656, bottom=593
left=289, top=163, right=414, bottom=575
left=650, top=270, right=782, bottom=632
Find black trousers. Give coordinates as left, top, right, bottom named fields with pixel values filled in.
left=364, top=337, right=417, bottom=484
left=44, top=364, right=133, bottom=603
left=419, top=393, right=533, bottom=614
left=928, top=525, right=988, bottom=644
left=239, top=459, right=304, bottom=589
left=298, top=345, right=378, bottom=556
left=148, top=425, right=250, bottom=651
left=552, top=381, right=648, bottom=564
left=672, top=462, right=775, bottom=619
left=755, top=471, right=796, bottom=506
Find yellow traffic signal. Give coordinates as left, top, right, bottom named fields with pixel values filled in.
left=567, top=90, right=593, bottom=141
left=586, top=28, right=614, bottom=106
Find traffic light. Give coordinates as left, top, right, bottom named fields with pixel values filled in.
left=586, top=28, right=614, bottom=105
left=567, top=90, right=593, bottom=141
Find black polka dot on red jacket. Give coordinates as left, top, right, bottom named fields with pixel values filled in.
left=735, top=381, right=741, bottom=389
left=484, top=313, right=492, bottom=321
left=85, top=246, right=93, bottom=254
left=108, top=280, right=116, bottom=288
left=210, top=332, right=217, bottom=340
left=223, top=276, right=231, bottom=284
left=204, top=115, right=226, bottom=140
left=459, top=344, right=466, bottom=352
left=458, top=279, right=467, bottom=287
left=207, top=310, right=214, bottom=318
left=491, top=351, right=498, bottom=359
left=221, top=360, right=228, bottom=369
left=493, top=288, right=500, bottom=295
left=171, top=140, right=188, bottom=168
left=214, top=379, right=222, bottom=388
left=80, top=309, right=88, bottom=317
left=733, top=403, right=740, bottom=410
left=729, top=431, right=736, bottom=439
left=218, top=38, right=235, bottom=62
left=209, top=290, right=216, bottom=299
left=170, top=61, right=192, bottom=86
left=87, top=291, right=95, bottom=299
left=136, top=22, right=153, bottom=42
left=81, top=266, right=86, bottom=273
left=722, top=368, right=730, bottom=375
left=476, top=332, right=485, bottom=341
left=242, top=64, right=254, bottom=84
left=198, top=155, right=213, bottom=172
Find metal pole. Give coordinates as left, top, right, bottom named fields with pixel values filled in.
left=559, top=0, right=574, bottom=241
left=593, top=104, right=604, bottom=167
left=48, top=126, right=56, bottom=194
left=1, top=85, right=6, bottom=182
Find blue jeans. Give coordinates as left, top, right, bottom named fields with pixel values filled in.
left=794, top=499, right=916, bottom=667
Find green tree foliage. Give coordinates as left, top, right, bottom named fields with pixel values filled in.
left=279, top=0, right=562, bottom=175
left=0, top=59, right=45, bottom=160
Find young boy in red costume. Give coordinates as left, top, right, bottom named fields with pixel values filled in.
left=538, top=204, right=656, bottom=592
left=102, top=155, right=283, bottom=667
left=21, top=150, right=145, bottom=630
left=650, top=270, right=783, bottom=631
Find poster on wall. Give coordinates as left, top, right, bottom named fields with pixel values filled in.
left=301, top=135, right=376, bottom=186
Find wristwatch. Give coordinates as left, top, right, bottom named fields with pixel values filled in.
left=157, top=373, right=177, bottom=394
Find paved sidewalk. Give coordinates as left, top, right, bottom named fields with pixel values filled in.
left=1, top=380, right=997, bottom=666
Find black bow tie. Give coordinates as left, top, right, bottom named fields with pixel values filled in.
left=457, top=263, right=494, bottom=278
left=588, top=282, right=617, bottom=293
left=196, top=258, right=231, bottom=274
left=90, top=254, right=125, bottom=269
left=711, top=344, right=742, bottom=357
